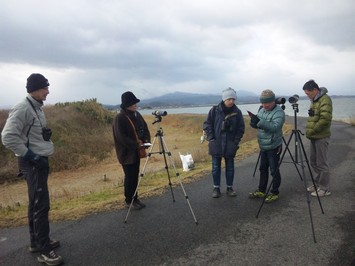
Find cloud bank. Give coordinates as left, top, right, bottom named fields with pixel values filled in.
left=0, top=0, right=354, bottom=105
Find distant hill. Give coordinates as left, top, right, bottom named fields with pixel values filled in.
left=104, top=91, right=259, bottom=110
left=102, top=92, right=355, bottom=110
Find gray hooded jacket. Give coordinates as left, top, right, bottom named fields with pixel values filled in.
left=1, top=95, right=54, bottom=157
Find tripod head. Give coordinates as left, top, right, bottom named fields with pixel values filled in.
left=151, top=116, right=165, bottom=137
left=288, top=95, right=300, bottom=130
left=152, top=115, right=162, bottom=124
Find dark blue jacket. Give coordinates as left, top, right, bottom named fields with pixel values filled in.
left=203, top=102, right=245, bottom=158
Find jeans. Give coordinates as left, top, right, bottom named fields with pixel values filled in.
left=259, top=147, right=281, bottom=195
left=122, top=158, right=141, bottom=203
left=212, top=156, right=235, bottom=187
left=18, top=157, right=51, bottom=254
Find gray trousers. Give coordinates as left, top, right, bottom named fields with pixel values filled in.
left=309, top=137, right=330, bottom=190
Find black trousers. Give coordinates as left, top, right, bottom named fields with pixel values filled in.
left=122, top=158, right=141, bottom=203
left=18, top=157, right=51, bottom=254
left=259, top=147, right=282, bottom=195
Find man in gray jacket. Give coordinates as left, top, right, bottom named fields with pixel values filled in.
left=1, top=73, right=63, bottom=265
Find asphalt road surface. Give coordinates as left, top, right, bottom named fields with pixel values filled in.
left=1, top=118, right=354, bottom=266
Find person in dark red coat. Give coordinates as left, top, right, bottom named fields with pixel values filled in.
left=113, top=91, right=151, bottom=209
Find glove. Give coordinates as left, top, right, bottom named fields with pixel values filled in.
left=23, top=149, right=48, bottom=169
left=250, top=113, right=260, bottom=125
left=308, top=109, right=315, bottom=117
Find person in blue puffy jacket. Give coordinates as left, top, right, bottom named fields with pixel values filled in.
left=248, top=89, right=285, bottom=203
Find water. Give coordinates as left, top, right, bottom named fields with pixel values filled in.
left=140, top=98, right=355, bottom=121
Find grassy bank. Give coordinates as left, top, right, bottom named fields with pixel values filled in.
left=0, top=100, right=292, bottom=228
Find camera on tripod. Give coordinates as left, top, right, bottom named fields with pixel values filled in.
left=152, top=110, right=167, bottom=117
left=275, top=97, right=286, bottom=110
left=288, top=94, right=299, bottom=104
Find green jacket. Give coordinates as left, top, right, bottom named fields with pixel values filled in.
left=306, top=88, right=332, bottom=140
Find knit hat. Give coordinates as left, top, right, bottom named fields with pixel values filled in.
left=26, top=73, right=50, bottom=93
left=260, top=89, right=275, bottom=103
left=120, top=91, right=140, bottom=109
left=222, top=87, right=237, bottom=101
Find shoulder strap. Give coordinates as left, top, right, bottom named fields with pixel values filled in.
left=26, top=97, right=43, bottom=127
left=126, top=116, right=140, bottom=142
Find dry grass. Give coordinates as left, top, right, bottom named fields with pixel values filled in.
left=0, top=114, right=291, bottom=228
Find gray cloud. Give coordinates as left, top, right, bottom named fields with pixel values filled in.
left=0, top=0, right=354, bottom=106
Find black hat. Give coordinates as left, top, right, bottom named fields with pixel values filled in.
left=26, top=73, right=50, bottom=93
left=120, top=91, right=140, bottom=109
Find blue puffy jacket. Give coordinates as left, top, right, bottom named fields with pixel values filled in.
left=253, top=104, right=285, bottom=151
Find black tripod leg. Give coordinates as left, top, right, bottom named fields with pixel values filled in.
left=296, top=131, right=318, bottom=243
left=283, top=133, right=303, bottom=181
left=159, top=138, right=176, bottom=202
left=252, top=151, right=261, bottom=177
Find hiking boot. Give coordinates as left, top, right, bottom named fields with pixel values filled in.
left=126, top=201, right=144, bottom=210
left=226, top=187, right=237, bottom=197
left=249, top=190, right=265, bottom=199
left=28, top=239, right=60, bottom=253
left=134, top=199, right=146, bottom=208
left=311, top=189, right=331, bottom=197
left=265, top=193, right=279, bottom=203
left=37, top=250, right=63, bottom=265
left=307, top=185, right=317, bottom=192
left=212, top=187, right=221, bottom=198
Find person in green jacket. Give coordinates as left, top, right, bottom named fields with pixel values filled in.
left=303, top=80, right=333, bottom=197
left=248, top=90, right=285, bottom=203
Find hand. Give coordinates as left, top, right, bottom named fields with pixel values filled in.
left=250, top=113, right=260, bottom=125
left=23, top=149, right=48, bottom=169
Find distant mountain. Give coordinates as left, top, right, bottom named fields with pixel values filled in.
left=103, top=92, right=355, bottom=110
left=104, top=91, right=260, bottom=110
left=139, top=91, right=259, bottom=108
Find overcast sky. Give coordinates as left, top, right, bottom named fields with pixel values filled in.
left=1, top=0, right=354, bottom=106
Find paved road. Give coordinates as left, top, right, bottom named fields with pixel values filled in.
left=1, top=118, right=354, bottom=266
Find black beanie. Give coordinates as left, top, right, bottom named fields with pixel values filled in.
left=26, top=73, right=50, bottom=93
left=120, top=91, right=140, bottom=109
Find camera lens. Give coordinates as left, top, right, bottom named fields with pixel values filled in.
left=288, top=94, right=299, bottom=104
left=152, top=110, right=167, bottom=116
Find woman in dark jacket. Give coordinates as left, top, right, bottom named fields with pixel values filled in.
left=113, top=91, right=151, bottom=209
left=203, top=87, right=245, bottom=198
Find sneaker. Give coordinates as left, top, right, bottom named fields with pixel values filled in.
left=28, top=239, right=60, bottom=253
left=307, top=185, right=317, bottom=192
left=226, top=187, right=237, bottom=197
left=134, top=199, right=146, bottom=208
left=212, top=187, right=221, bottom=198
left=249, top=190, right=265, bottom=199
left=37, top=250, right=63, bottom=265
left=311, top=189, right=331, bottom=197
left=265, top=193, right=279, bottom=203
left=125, top=201, right=144, bottom=210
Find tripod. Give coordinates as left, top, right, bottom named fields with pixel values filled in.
left=254, top=103, right=324, bottom=243
left=124, top=115, right=198, bottom=225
